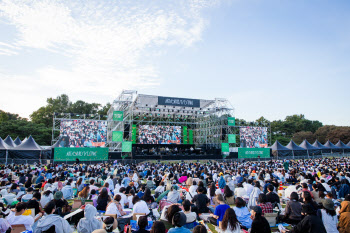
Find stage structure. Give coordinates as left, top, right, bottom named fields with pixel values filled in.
left=107, top=90, right=236, bottom=158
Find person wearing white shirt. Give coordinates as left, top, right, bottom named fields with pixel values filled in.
left=116, top=187, right=128, bottom=208
left=89, top=180, right=99, bottom=191
left=243, top=181, right=254, bottom=197
left=234, top=183, right=247, bottom=198
left=40, top=190, right=54, bottom=208
left=132, top=196, right=150, bottom=215
left=6, top=203, right=35, bottom=231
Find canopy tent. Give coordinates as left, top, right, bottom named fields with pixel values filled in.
left=299, top=140, right=322, bottom=156
left=323, top=140, right=342, bottom=153
left=270, top=140, right=292, bottom=157
left=335, top=141, right=350, bottom=153
left=312, top=140, right=331, bottom=153
left=8, top=135, right=42, bottom=160
left=3, top=136, right=16, bottom=148
left=347, top=141, right=350, bottom=147
left=285, top=140, right=307, bottom=156
left=0, top=138, right=10, bottom=161
left=13, top=137, right=22, bottom=146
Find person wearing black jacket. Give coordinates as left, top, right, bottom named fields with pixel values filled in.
left=266, top=184, right=280, bottom=205
left=250, top=206, right=271, bottom=233
left=282, top=204, right=327, bottom=233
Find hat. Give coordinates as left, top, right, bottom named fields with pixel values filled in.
left=219, top=172, right=223, bottom=176
left=251, top=206, right=262, bottom=214
left=172, top=212, right=186, bottom=227
left=322, top=199, right=334, bottom=211
left=54, top=191, right=63, bottom=200
left=215, top=189, right=222, bottom=195
left=172, top=185, right=179, bottom=190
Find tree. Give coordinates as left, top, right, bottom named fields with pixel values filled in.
left=314, top=125, right=337, bottom=143
left=98, top=103, right=111, bottom=116
left=0, top=120, right=51, bottom=145
left=256, top=116, right=270, bottom=125
left=327, top=127, right=350, bottom=144
left=292, top=131, right=316, bottom=144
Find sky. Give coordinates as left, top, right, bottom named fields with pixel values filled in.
left=0, top=0, right=349, bottom=126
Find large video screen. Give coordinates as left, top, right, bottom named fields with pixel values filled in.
left=240, top=127, right=268, bottom=148
left=138, top=125, right=181, bottom=144
left=58, top=120, right=107, bottom=147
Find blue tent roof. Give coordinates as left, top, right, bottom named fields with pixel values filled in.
left=299, top=140, right=320, bottom=150
left=335, top=141, right=350, bottom=149
left=323, top=140, right=340, bottom=149
left=13, top=137, right=22, bottom=146
left=4, top=136, right=16, bottom=148
left=11, top=136, right=42, bottom=150
left=312, top=140, right=329, bottom=149
left=286, top=140, right=306, bottom=150
left=270, top=140, right=291, bottom=151
left=347, top=141, right=350, bottom=147
left=0, top=138, right=10, bottom=150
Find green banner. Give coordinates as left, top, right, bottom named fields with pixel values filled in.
left=122, top=141, right=132, bottom=152
left=189, top=129, right=194, bottom=144
left=183, top=126, right=188, bottom=145
left=113, top=111, right=123, bottom=121
left=228, top=117, right=236, bottom=126
left=238, top=148, right=270, bottom=158
left=112, top=131, right=123, bottom=142
left=132, top=124, right=137, bottom=144
left=228, top=134, right=236, bottom=143
left=221, top=143, right=230, bottom=152
left=54, top=148, right=108, bottom=161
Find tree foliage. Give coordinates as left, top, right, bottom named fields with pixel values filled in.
left=0, top=94, right=349, bottom=147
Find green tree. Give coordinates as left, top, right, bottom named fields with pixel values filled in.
left=0, top=120, right=51, bottom=145
left=292, top=131, right=316, bottom=144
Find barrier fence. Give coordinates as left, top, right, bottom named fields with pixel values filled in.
left=0, top=153, right=349, bottom=165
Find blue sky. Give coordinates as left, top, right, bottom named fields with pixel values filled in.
left=0, top=0, right=349, bottom=126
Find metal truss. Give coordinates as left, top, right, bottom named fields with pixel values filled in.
left=107, top=91, right=236, bottom=152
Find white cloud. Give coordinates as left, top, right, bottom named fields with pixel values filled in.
left=0, top=0, right=220, bottom=117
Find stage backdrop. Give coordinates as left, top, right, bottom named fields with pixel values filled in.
left=58, top=119, right=107, bottom=148
left=238, top=148, right=270, bottom=158
left=54, top=148, right=108, bottom=161
left=239, top=127, right=268, bottom=148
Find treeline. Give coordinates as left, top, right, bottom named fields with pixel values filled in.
left=0, top=94, right=349, bottom=146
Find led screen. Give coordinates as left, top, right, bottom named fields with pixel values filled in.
left=240, top=127, right=268, bottom=148
left=138, top=125, right=181, bottom=144
left=58, top=120, right=107, bottom=147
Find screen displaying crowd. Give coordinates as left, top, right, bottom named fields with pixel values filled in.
left=138, top=125, right=181, bottom=144
left=58, top=120, right=107, bottom=147
left=240, top=126, right=268, bottom=148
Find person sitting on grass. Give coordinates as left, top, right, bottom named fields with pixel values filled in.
left=128, top=215, right=150, bottom=233
left=217, top=208, right=241, bottom=233
left=168, top=212, right=191, bottom=233
left=209, top=194, right=230, bottom=226
left=249, top=206, right=271, bottom=233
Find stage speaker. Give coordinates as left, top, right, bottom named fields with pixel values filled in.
left=124, top=124, right=130, bottom=138
left=221, top=127, right=227, bottom=140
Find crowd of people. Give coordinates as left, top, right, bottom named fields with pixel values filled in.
left=240, top=127, right=268, bottom=148
left=0, top=157, right=349, bottom=233
left=139, top=125, right=181, bottom=144
left=59, top=120, right=107, bottom=148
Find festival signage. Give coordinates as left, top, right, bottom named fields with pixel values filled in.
left=132, top=125, right=137, bottom=144
left=189, top=130, right=194, bottom=144
left=158, top=96, right=200, bottom=107
left=228, top=134, right=236, bottom=143
left=183, top=126, right=188, bottom=144
left=122, top=141, right=132, bottom=152
left=238, top=148, right=270, bottom=158
left=54, top=148, right=108, bottom=161
left=112, top=131, right=123, bottom=142
left=113, top=111, right=123, bottom=121
left=221, top=143, right=230, bottom=152
left=228, top=117, right=236, bottom=126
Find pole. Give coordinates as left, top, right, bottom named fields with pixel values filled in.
left=5, top=150, right=8, bottom=165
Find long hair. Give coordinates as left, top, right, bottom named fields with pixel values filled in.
left=209, top=183, right=216, bottom=197
left=76, top=178, right=82, bottom=186
left=79, top=185, right=90, bottom=199
left=221, top=208, right=239, bottom=231
left=224, top=185, right=233, bottom=198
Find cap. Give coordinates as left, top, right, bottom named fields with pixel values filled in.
left=322, top=199, right=334, bottom=211
left=172, top=212, right=186, bottom=227
left=54, top=191, right=63, bottom=200
left=251, top=206, right=262, bottom=214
